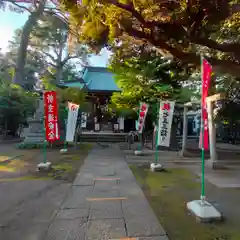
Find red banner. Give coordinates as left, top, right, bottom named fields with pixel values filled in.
left=137, top=102, right=149, bottom=133
left=43, top=91, right=60, bottom=142
left=199, top=58, right=212, bottom=150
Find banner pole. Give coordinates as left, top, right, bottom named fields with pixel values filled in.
left=155, top=103, right=159, bottom=163
left=201, top=115, right=205, bottom=201
left=200, top=55, right=205, bottom=203
left=64, top=140, right=67, bottom=150
left=138, top=133, right=142, bottom=151
left=43, top=139, right=47, bottom=164
left=43, top=94, right=47, bottom=164
left=186, top=57, right=221, bottom=221
left=155, top=128, right=158, bottom=163
left=60, top=105, right=68, bottom=153
left=137, top=103, right=141, bottom=151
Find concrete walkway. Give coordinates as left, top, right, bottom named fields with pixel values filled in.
left=44, top=144, right=168, bottom=240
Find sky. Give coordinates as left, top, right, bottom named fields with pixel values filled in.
left=0, top=8, right=110, bottom=67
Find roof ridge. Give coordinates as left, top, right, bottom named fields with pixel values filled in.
left=87, top=66, right=110, bottom=72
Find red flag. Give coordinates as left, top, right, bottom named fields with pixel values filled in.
left=199, top=58, right=212, bottom=150
left=137, top=102, right=149, bottom=133
left=43, top=91, right=59, bottom=142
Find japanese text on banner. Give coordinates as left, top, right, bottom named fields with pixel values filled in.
left=44, top=91, right=59, bottom=142
left=137, top=103, right=148, bottom=134
left=157, top=101, right=175, bottom=147
left=199, top=58, right=212, bottom=150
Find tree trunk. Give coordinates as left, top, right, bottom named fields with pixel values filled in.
left=55, top=65, right=63, bottom=83
left=180, top=106, right=188, bottom=156
left=12, top=0, right=46, bottom=86
left=54, top=40, right=65, bottom=84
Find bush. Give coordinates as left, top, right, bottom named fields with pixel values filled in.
left=0, top=84, right=38, bottom=136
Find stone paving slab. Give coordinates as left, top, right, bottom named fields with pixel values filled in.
left=56, top=208, right=89, bottom=220
left=89, top=188, right=120, bottom=198
left=87, top=218, right=126, bottom=240
left=73, top=176, right=95, bottom=186
left=93, top=181, right=120, bottom=193
left=122, top=197, right=166, bottom=237
left=61, top=186, right=93, bottom=209
left=118, top=181, right=145, bottom=198
left=89, top=200, right=123, bottom=220
left=73, top=173, right=95, bottom=186
left=94, top=179, right=118, bottom=187
left=46, top=145, right=168, bottom=240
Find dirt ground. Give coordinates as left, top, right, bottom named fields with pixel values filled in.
left=130, top=165, right=240, bottom=240
left=0, top=143, right=92, bottom=239
left=0, top=143, right=91, bottom=181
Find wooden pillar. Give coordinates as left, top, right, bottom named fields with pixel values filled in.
left=207, top=100, right=217, bottom=163
left=205, top=93, right=224, bottom=167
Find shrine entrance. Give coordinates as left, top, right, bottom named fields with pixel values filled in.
left=87, top=93, right=117, bottom=132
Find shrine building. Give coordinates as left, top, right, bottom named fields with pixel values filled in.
left=58, top=66, right=128, bottom=132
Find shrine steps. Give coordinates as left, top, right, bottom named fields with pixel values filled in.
left=79, top=131, right=127, bottom=143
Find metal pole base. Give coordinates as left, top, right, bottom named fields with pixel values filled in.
left=60, top=149, right=68, bottom=154
left=150, top=163, right=164, bottom=172
left=134, top=150, right=144, bottom=156
left=187, top=200, right=222, bottom=222
left=37, top=162, right=52, bottom=172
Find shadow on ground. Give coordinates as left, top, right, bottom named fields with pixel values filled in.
left=0, top=143, right=92, bottom=240
left=130, top=165, right=240, bottom=240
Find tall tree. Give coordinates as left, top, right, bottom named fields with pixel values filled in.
left=6, top=29, right=47, bottom=89
left=29, top=14, right=89, bottom=83
left=0, top=0, right=73, bottom=86
left=61, top=0, right=240, bottom=77
left=9, top=0, right=47, bottom=86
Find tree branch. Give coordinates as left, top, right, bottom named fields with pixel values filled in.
left=107, top=0, right=240, bottom=54
left=41, top=50, right=57, bottom=62
left=123, top=25, right=240, bottom=77
left=3, top=0, right=32, bottom=13
left=190, top=37, right=240, bottom=54
left=43, top=59, right=56, bottom=68
left=62, top=54, right=79, bottom=65
left=104, top=0, right=240, bottom=76
left=106, top=0, right=155, bottom=28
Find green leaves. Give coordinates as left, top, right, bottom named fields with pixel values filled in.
left=62, top=0, right=240, bottom=76
left=109, top=44, right=190, bottom=110
left=0, top=83, right=38, bottom=129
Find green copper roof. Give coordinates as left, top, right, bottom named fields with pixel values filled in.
left=61, top=82, right=85, bottom=89
left=84, top=67, right=121, bottom=92
left=58, top=67, right=121, bottom=92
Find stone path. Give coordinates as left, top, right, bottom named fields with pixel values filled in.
left=44, top=144, right=168, bottom=240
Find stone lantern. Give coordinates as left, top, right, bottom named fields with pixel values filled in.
left=22, top=79, right=45, bottom=144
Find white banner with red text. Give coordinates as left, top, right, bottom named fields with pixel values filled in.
left=157, top=101, right=175, bottom=147
left=66, top=102, right=80, bottom=142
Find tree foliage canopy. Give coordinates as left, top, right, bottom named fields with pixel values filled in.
left=61, top=0, right=240, bottom=77
left=0, top=83, right=38, bottom=134
left=109, top=44, right=192, bottom=110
